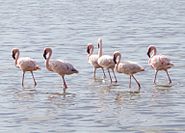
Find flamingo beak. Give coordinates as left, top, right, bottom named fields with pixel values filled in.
left=147, top=48, right=151, bottom=58
left=113, top=54, right=117, bottom=64
left=87, top=45, right=90, bottom=54
left=12, top=51, right=16, bottom=60
left=43, top=50, right=47, bottom=59
left=98, top=43, right=100, bottom=48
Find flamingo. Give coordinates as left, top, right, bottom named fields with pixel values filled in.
left=97, top=38, right=117, bottom=83
left=43, top=47, right=78, bottom=93
left=113, top=51, right=144, bottom=92
left=147, top=45, right=174, bottom=84
left=11, top=48, right=40, bottom=87
left=87, top=43, right=106, bottom=79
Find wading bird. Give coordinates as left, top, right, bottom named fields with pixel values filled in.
left=147, top=45, right=174, bottom=84
left=43, top=47, right=78, bottom=93
left=97, top=38, right=117, bottom=83
left=87, top=43, right=106, bottom=79
left=113, top=51, right=144, bottom=92
left=12, top=48, right=40, bottom=87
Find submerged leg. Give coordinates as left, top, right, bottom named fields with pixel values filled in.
left=22, top=71, right=25, bottom=87
left=129, top=75, right=132, bottom=88
left=153, top=70, right=158, bottom=84
left=93, top=68, right=97, bottom=79
left=165, top=70, right=172, bottom=84
left=107, top=69, right=113, bottom=83
left=101, top=68, right=106, bottom=78
left=112, top=69, right=117, bottom=82
left=31, top=71, right=37, bottom=86
left=132, top=75, right=141, bottom=92
left=62, top=75, right=68, bottom=93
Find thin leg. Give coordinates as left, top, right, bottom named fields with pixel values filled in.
left=129, top=75, right=131, bottom=88
left=132, top=75, right=141, bottom=91
left=62, top=76, right=67, bottom=93
left=93, top=68, right=97, bottom=79
left=112, top=69, right=117, bottom=82
left=101, top=68, right=106, bottom=78
left=31, top=71, right=37, bottom=86
left=165, top=70, right=172, bottom=84
left=22, top=71, right=25, bottom=87
left=107, top=69, right=113, bottom=83
left=153, top=70, right=158, bottom=84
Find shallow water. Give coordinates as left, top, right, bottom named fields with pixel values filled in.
left=0, top=0, right=185, bottom=132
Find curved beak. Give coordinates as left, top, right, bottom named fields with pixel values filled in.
left=43, top=50, right=47, bottom=60
left=12, top=51, right=16, bottom=60
left=86, top=45, right=90, bottom=54
left=113, top=54, right=117, bottom=64
left=147, top=48, right=151, bottom=58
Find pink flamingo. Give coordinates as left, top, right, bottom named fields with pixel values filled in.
left=43, top=47, right=78, bottom=93
left=11, top=48, right=40, bottom=87
left=87, top=43, right=106, bottom=79
left=147, top=45, right=174, bottom=84
left=97, top=38, right=117, bottom=83
left=113, top=51, right=144, bottom=91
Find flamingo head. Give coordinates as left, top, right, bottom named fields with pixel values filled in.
left=147, top=45, right=157, bottom=58
left=11, top=48, right=20, bottom=60
left=43, top=47, right=52, bottom=60
left=86, top=43, right=94, bottom=55
left=113, top=51, right=121, bottom=64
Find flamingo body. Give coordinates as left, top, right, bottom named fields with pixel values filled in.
left=97, top=38, right=117, bottom=83
left=147, top=45, right=173, bottom=84
left=43, top=47, right=78, bottom=93
left=114, top=51, right=144, bottom=91
left=87, top=43, right=105, bottom=79
left=12, top=48, right=40, bottom=87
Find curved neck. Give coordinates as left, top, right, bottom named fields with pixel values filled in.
left=148, top=47, right=157, bottom=58
left=45, top=50, right=52, bottom=71
left=88, top=46, right=94, bottom=57
left=114, top=52, right=121, bottom=65
left=15, top=51, right=20, bottom=66
left=98, top=41, right=103, bottom=58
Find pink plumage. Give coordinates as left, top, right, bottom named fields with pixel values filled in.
left=86, top=43, right=106, bottom=79
left=114, top=51, right=144, bottom=92
left=97, top=38, right=117, bottom=83
left=147, top=45, right=174, bottom=84
left=43, top=47, right=78, bottom=93
left=12, top=48, right=40, bottom=87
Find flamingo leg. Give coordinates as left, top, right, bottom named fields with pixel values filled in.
left=101, top=68, right=106, bottom=78
left=129, top=75, right=132, bottom=88
left=22, top=71, right=25, bottom=87
left=132, top=75, right=141, bottom=91
left=62, top=76, right=68, bottom=93
left=93, top=68, right=97, bottom=79
left=31, top=71, right=37, bottom=86
left=153, top=70, right=158, bottom=84
left=112, top=69, right=117, bottom=82
left=107, top=69, right=113, bottom=83
left=165, top=70, right=172, bottom=84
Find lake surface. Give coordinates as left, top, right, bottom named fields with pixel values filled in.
left=0, top=0, right=185, bottom=132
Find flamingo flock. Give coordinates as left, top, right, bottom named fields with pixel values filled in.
left=11, top=38, right=174, bottom=93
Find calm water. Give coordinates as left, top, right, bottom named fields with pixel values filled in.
left=0, top=0, right=185, bottom=132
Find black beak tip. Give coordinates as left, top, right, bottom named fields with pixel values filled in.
left=87, top=46, right=90, bottom=54
left=147, top=51, right=150, bottom=58
left=43, top=51, right=47, bottom=60
left=12, top=53, right=15, bottom=60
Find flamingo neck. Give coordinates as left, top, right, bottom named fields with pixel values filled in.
left=15, top=51, right=20, bottom=66
left=45, top=51, right=52, bottom=71
left=98, top=43, right=103, bottom=58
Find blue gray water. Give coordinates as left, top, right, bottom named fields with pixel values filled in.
left=0, top=0, right=185, bottom=132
